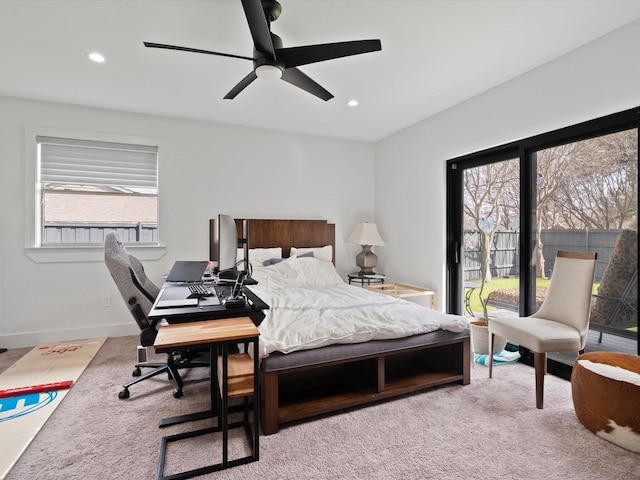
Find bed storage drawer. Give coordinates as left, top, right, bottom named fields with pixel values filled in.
left=260, top=329, right=470, bottom=434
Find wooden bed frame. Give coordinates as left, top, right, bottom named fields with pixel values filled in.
left=210, top=218, right=470, bottom=435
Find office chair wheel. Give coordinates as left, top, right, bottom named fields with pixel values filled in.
left=119, top=388, right=130, bottom=399
left=132, top=367, right=142, bottom=377
left=173, top=388, right=183, bottom=399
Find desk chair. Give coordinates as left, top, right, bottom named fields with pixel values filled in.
left=488, top=250, right=597, bottom=409
left=104, top=231, right=207, bottom=399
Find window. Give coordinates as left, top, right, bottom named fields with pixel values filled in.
left=36, top=136, right=158, bottom=246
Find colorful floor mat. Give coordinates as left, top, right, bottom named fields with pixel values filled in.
left=0, top=337, right=106, bottom=479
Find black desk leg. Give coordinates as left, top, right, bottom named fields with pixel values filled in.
left=156, top=338, right=259, bottom=480
left=220, top=344, right=229, bottom=468
left=253, top=339, right=260, bottom=460
left=211, top=346, right=218, bottom=425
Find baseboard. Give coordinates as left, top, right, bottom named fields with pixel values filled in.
left=0, top=323, right=139, bottom=349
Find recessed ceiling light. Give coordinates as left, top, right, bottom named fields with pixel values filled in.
left=88, top=52, right=105, bottom=63
left=348, top=99, right=359, bottom=107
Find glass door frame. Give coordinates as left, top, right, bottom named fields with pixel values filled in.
left=446, top=107, right=640, bottom=373
left=446, top=144, right=530, bottom=315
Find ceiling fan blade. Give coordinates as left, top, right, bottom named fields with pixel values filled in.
left=143, top=42, right=253, bottom=61
left=277, top=39, right=381, bottom=68
left=224, top=70, right=258, bottom=99
left=281, top=68, right=333, bottom=101
left=241, top=0, right=276, bottom=60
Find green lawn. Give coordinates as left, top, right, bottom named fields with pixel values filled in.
left=465, top=279, right=639, bottom=334
left=465, top=278, right=535, bottom=314
left=465, top=277, right=599, bottom=314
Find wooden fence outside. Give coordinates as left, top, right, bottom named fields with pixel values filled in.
left=463, top=229, right=628, bottom=283
left=43, top=222, right=158, bottom=244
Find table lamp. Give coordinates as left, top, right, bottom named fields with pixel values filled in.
left=346, top=222, right=385, bottom=275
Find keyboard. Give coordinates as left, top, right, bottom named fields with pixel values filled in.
left=187, top=283, right=213, bottom=298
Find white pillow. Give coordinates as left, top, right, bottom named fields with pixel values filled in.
left=297, top=257, right=344, bottom=287
left=290, top=245, right=333, bottom=263
left=237, top=247, right=283, bottom=269
left=250, top=256, right=305, bottom=290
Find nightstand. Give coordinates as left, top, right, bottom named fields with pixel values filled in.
left=347, top=272, right=386, bottom=285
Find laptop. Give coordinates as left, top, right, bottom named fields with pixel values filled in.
left=166, top=260, right=209, bottom=283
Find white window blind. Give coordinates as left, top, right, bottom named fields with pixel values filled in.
left=37, top=136, right=158, bottom=191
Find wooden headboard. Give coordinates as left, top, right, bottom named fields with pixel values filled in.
left=209, top=218, right=336, bottom=263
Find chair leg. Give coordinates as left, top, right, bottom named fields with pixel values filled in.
left=119, top=354, right=190, bottom=399
left=488, top=333, right=495, bottom=378
left=534, top=351, right=546, bottom=409
left=119, top=348, right=209, bottom=399
left=166, top=354, right=184, bottom=398
left=120, top=364, right=174, bottom=399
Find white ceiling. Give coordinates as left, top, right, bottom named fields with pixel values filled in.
left=2, top=0, right=640, bottom=142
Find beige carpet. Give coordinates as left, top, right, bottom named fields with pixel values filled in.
left=1, top=335, right=637, bottom=480
left=0, top=338, right=106, bottom=479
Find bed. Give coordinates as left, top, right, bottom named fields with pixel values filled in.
left=209, top=218, right=471, bottom=435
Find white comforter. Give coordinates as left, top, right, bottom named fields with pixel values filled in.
left=248, top=256, right=468, bottom=357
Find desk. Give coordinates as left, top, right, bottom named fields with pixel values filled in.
left=154, top=317, right=260, bottom=479
left=148, top=282, right=269, bottom=325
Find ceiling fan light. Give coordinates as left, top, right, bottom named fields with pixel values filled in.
left=256, top=64, right=282, bottom=80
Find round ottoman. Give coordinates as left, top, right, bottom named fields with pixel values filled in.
left=571, top=352, right=640, bottom=453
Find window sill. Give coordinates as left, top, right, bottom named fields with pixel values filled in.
left=25, top=244, right=167, bottom=263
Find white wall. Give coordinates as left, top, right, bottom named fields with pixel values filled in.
left=0, top=97, right=374, bottom=347
left=2, top=19, right=639, bottom=347
left=375, top=19, right=640, bottom=309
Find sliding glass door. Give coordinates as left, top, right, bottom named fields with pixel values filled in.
left=532, top=129, right=638, bottom=367
left=446, top=108, right=639, bottom=377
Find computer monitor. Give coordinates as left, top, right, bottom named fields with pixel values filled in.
left=212, top=214, right=258, bottom=285
left=215, top=213, right=238, bottom=273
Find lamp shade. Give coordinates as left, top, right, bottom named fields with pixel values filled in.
left=346, top=222, right=385, bottom=246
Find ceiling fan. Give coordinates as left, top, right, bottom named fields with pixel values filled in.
left=144, top=0, right=382, bottom=101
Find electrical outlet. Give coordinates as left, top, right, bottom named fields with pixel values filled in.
left=102, top=295, right=111, bottom=307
